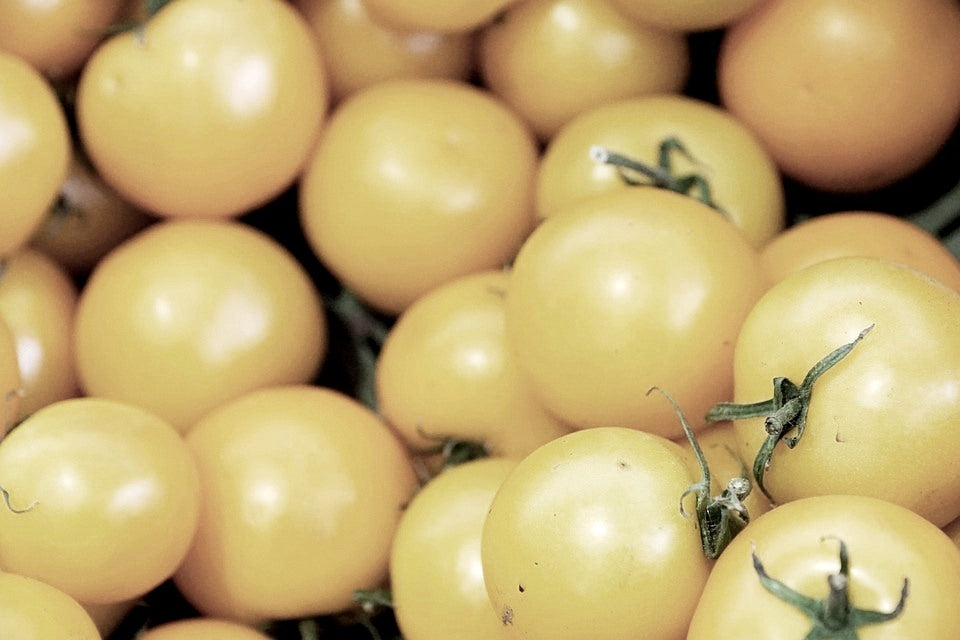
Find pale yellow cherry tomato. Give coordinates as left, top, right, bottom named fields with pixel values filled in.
left=759, top=211, right=960, bottom=292
left=138, top=618, right=274, bottom=640
left=0, top=572, right=100, bottom=640
left=0, top=51, right=71, bottom=258
left=391, top=458, right=516, bottom=640
left=376, top=270, right=570, bottom=461
left=0, top=0, right=126, bottom=79
left=295, top=0, right=474, bottom=103
left=0, top=398, right=201, bottom=605
left=363, top=0, right=520, bottom=32
left=478, top=0, right=689, bottom=141
left=174, top=385, right=419, bottom=623
left=0, top=318, right=21, bottom=432
left=608, top=0, right=767, bottom=32
left=0, top=249, right=79, bottom=416
left=76, top=0, right=328, bottom=218
left=536, top=94, right=785, bottom=247
left=73, top=220, right=327, bottom=432
left=299, top=78, right=538, bottom=315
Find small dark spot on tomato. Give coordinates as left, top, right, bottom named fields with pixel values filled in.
left=502, top=605, right=514, bottom=625
left=518, top=584, right=525, bottom=593
left=617, top=459, right=630, bottom=470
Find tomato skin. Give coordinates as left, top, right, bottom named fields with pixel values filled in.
left=299, top=78, right=538, bottom=315
left=731, top=257, right=960, bottom=527
left=481, top=427, right=708, bottom=640
left=173, top=385, right=419, bottom=623
left=73, top=219, right=327, bottom=432
left=505, top=188, right=763, bottom=438
left=0, top=398, right=201, bottom=605
left=137, top=618, right=273, bottom=640
left=0, top=318, right=22, bottom=432
left=536, top=94, right=785, bottom=247
left=76, top=0, right=328, bottom=218
left=608, top=0, right=766, bottom=32
left=363, top=0, right=520, bottom=32
left=718, top=0, right=960, bottom=192
left=478, top=0, right=690, bottom=140
left=0, top=51, right=71, bottom=259
left=0, top=572, right=101, bottom=640
left=391, top=458, right=516, bottom=640
left=758, top=211, right=960, bottom=292
left=688, top=495, right=960, bottom=640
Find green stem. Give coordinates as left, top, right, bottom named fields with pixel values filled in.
left=908, top=176, right=960, bottom=236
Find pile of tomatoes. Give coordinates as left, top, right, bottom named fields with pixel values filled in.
left=2, top=0, right=960, bottom=638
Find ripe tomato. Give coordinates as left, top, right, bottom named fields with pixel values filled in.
left=0, top=51, right=71, bottom=259
left=482, top=427, right=709, bottom=640
left=729, top=257, right=960, bottom=527
left=299, top=78, right=538, bottom=315
left=478, top=0, right=690, bottom=140
left=76, top=0, right=328, bottom=218
left=0, top=397, right=201, bottom=605
left=0, top=572, right=100, bottom=640
left=363, top=0, right=519, bottom=32
left=0, top=249, right=78, bottom=416
left=173, top=385, right=419, bottom=623
left=718, top=0, right=960, bottom=192
left=0, top=0, right=126, bottom=79
left=391, top=457, right=517, bottom=640
left=758, top=211, right=960, bottom=292
left=535, top=94, right=785, bottom=247
left=688, top=495, right=960, bottom=639
left=607, top=0, right=766, bottom=32
left=295, top=0, right=474, bottom=103
left=0, top=318, right=21, bottom=433
left=376, top=270, right=570, bottom=461
left=30, top=152, right=154, bottom=276
left=505, top=188, right=764, bottom=438
left=137, top=618, right=273, bottom=640
left=73, top=219, right=327, bottom=432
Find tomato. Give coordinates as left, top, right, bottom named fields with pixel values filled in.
left=0, top=318, right=21, bottom=433
left=0, top=397, right=200, bottom=605
left=477, top=0, right=690, bottom=141
left=482, top=427, right=709, bottom=640
left=0, top=0, right=126, bottom=79
left=0, top=51, right=71, bottom=259
left=535, top=94, right=785, bottom=247
left=376, top=270, right=570, bottom=461
left=363, top=0, right=519, bottom=32
left=299, top=78, right=538, bottom=315
left=295, top=0, right=474, bottom=104
left=505, top=188, right=764, bottom=439
left=76, top=0, right=328, bottom=218
left=718, top=0, right=960, bottom=193
left=173, top=385, right=418, bottom=623
left=688, top=495, right=960, bottom=639
left=391, top=458, right=516, bottom=640
left=138, top=618, right=273, bottom=640
left=728, top=257, right=960, bottom=527
left=759, top=211, right=960, bottom=292
left=30, top=152, right=154, bottom=276
left=73, top=219, right=327, bottom=432
left=607, top=0, right=766, bottom=32
left=0, top=572, right=100, bottom=640
left=0, top=249, right=78, bottom=417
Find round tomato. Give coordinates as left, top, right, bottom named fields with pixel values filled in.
left=0, top=51, right=71, bottom=259
left=0, top=572, right=100, bottom=640
left=376, top=270, right=570, bottom=461
left=478, top=0, right=689, bottom=140
left=482, top=427, right=709, bottom=640
left=295, top=0, right=474, bottom=103
left=0, top=0, right=126, bottom=79
left=173, top=385, right=418, bottom=623
left=688, top=495, right=960, bottom=639
left=0, top=318, right=21, bottom=433
left=363, top=0, right=519, bottom=32
left=728, top=257, right=960, bottom=527
left=0, top=397, right=201, bottom=605
left=718, top=0, right=960, bottom=192
left=535, top=94, right=785, bottom=247
left=758, top=211, right=960, bottom=292
left=138, top=618, right=273, bottom=640
left=392, top=457, right=517, bottom=640
left=608, top=0, right=766, bottom=32
left=76, top=0, right=328, bottom=218
left=0, top=248, right=79, bottom=416
left=73, top=219, right=327, bottom=432
left=505, top=188, right=763, bottom=438
left=299, top=78, right=538, bottom=315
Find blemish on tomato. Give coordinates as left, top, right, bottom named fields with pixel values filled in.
left=518, top=584, right=525, bottom=593
left=502, top=605, right=514, bottom=625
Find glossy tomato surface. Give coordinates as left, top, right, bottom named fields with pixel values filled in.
left=0, top=572, right=101, bottom=640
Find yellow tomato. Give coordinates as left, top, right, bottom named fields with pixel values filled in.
left=0, top=318, right=21, bottom=433
left=138, top=618, right=273, bottom=640
left=0, top=572, right=100, bottom=640
left=363, top=0, right=520, bottom=32
left=608, top=0, right=766, bottom=32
